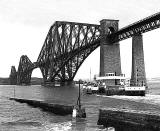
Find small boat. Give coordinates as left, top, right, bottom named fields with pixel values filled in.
left=90, top=84, right=99, bottom=93
left=82, top=82, right=87, bottom=89
left=82, top=82, right=92, bottom=94
left=106, top=127, right=115, bottom=131
left=83, top=82, right=99, bottom=94
left=72, top=80, right=86, bottom=118
left=86, top=85, right=92, bottom=94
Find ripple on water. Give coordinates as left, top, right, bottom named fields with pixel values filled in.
left=1, top=85, right=160, bottom=131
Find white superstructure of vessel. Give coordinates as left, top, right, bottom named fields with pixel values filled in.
left=95, top=73, right=146, bottom=96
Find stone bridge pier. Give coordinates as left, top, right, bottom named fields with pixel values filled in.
left=130, top=34, right=147, bottom=86
left=99, top=19, right=147, bottom=87
left=99, top=19, right=121, bottom=77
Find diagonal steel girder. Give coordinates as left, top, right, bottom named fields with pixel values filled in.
left=17, top=55, right=34, bottom=85
left=17, top=12, right=160, bottom=84
left=108, top=12, right=160, bottom=43
left=37, top=21, right=100, bottom=82
left=50, top=39, right=100, bottom=82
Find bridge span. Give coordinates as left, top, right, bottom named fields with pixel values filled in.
left=9, top=12, right=160, bottom=85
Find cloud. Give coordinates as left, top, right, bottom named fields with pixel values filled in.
left=0, top=0, right=160, bottom=78
left=0, top=0, right=159, bottom=27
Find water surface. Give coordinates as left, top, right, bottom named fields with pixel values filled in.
left=0, top=82, right=160, bottom=130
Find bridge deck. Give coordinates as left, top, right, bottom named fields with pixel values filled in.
left=109, top=12, right=160, bottom=43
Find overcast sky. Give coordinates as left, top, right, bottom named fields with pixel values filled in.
left=0, top=0, right=160, bottom=79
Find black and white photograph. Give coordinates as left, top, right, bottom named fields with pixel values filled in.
left=0, top=0, right=160, bottom=130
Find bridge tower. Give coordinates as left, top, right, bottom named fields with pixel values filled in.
left=100, top=19, right=121, bottom=76
left=9, top=66, right=17, bottom=85
left=130, top=34, right=146, bottom=86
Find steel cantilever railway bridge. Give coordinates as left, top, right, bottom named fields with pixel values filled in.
left=9, top=12, right=160, bottom=85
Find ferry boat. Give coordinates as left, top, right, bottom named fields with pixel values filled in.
left=124, top=79, right=146, bottom=96
left=96, top=73, right=146, bottom=96
left=124, top=85, right=146, bottom=96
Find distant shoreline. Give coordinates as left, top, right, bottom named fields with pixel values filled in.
left=0, top=77, right=160, bottom=85
left=0, top=77, right=43, bottom=85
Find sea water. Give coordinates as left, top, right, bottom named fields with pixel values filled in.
left=0, top=82, right=159, bottom=131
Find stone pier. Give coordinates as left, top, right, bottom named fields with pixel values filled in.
left=130, top=34, right=147, bottom=86
left=99, top=19, right=121, bottom=77
left=10, top=98, right=73, bottom=115
left=97, top=108, right=160, bottom=131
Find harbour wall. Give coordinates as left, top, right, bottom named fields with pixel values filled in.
left=97, top=108, right=160, bottom=131
left=9, top=98, right=73, bottom=115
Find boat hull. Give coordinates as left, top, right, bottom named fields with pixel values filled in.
left=83, top=83, right=146, bottom=96
left=101, top=86, right=146, bottom=96
left=125, top=91, right=145, bottom=96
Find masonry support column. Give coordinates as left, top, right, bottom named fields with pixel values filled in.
left=130, top=34, right=147, bottom=86
left=100, top=19, right=121, bottom=76
left=9, top=66, right=17, bottom=85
